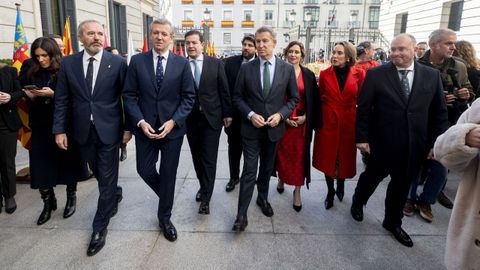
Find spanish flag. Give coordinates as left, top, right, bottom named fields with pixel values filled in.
left=63, top=16, right=73, bottom=56
left=12, top=4, right=31, bottom=149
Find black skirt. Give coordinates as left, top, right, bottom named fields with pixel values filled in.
left=29, top=126, right=88, bottom=189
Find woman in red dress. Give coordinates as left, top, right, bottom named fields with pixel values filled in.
left=276, top=41, right=319, bottom=212
left=313, top=41, right=365, bottom=209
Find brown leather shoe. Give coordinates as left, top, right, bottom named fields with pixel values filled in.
left=418, top=202, right=433, bottom=223
left=403, top=200, right=415, bottom=217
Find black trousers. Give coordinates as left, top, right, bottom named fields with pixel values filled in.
left=224, top=117, right=243, bottom=180
left=135, top=134, right=183, bottom=224
left=186, top=111, right=221, bottom=203
left=353, top=159, right=413, bottom=228
left=237, top=131, right=278, bottom=217
left=78, top=124, right=120, bottom=232
left=0, top=130, right=18, bottom=199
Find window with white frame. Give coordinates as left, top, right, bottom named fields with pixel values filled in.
left=224, top=32, right=232, bottom=45
left=223, top=10, right=233, bottom=20
left=184, top=10, right=193, bottom=20
left=244, top=10, right=252, bottom=21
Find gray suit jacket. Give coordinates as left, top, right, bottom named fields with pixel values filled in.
left=233, top=57, right=299, bottom=142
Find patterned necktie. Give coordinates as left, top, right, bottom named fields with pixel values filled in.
left=156, top=55, right=164, bottom=91
left=399, top=70, right=411, bottom=97
left=85, top=57, right=94, bottom=94
left=263, top=61, right=271, bottom=98
left=193, top=59, right=201, bottom=88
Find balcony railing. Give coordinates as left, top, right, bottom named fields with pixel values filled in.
left=242, top=0, right=254, bottom=3
left=181, top=20, right=194, bottom=27
left=201, top=20, right=214, bottom=27
left=263, top=0, right=275, bottom=3
left=221, top=20, right=234, bottom=27
left=202, top=0, right=214, bottom=3
left=348, top=21, right=361, bottom=28
left=241, top=20, right=255, bottom=27
left=262, top=20, right=275, bottom=26
left=181, top=0, right=193, bottom=3
left=222, top=0, right=234, bottom=3
left=369, top=21, right=379, bottom=29
left=284, top=0, right=296, bottom=3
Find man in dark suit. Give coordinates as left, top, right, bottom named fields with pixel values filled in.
left=122, top=19, right=195, bottom=241
left=53, top=20, right=130, bottom=256
left=350, top=34, right=448, bottom=247
left=232, top=27, right=298, bottom=231
left=223, top=34, right=257, bottom=192
left=184, top=30, right=232, bottom=214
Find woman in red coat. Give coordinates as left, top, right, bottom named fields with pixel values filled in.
left=313, top=41, right=365, bottom=209
left=276, top=41, right=319, bottom=212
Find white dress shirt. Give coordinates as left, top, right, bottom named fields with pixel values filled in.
left=396, top=61, right=415, bottom=92
left=259, top=55, right=275, bottom=89
left=152, top=49, right=169, bottom=75
left=82, top=49, right=103, bottom=93
left=188, top=54, right=204, bottom=78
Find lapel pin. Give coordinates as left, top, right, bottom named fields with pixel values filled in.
left=108, top=64, right=111, bottom=69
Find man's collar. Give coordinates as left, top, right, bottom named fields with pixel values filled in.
left=189, top=53, right=204, bottom=62
left=153, top=49, right=169, bottom=60
left=260, top=55, right=275, bottom=64
left=83, top=49, right=103, bottom=62
left=396, top=61, right=414, bottom=71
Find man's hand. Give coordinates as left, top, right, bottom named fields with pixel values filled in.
left=55, top=133, right=68, bottom=150
left=23, top=89, right=35, bottom=100
left=158, top=119, right=176, bottom=139
left=466, top=127, right=480, bottom=148
left=294, top=115, right=306, bottom=126
left=356, top=143, right=370, bottom=154
left=444, top=91, right=456, bottom=107
left=223, top=117, right=232, bottom=128
left=122, top=131, right=132, bottom=144
left=139, top=121, right=161, bottom=139
left=0, top=92, right=11, bottom=104
left=285, top=118, right=297, bottom=127
left=266, top=113, right=282, bottom=128
left=251, top=113, right=266, bottom=128
left=427, top=149, right=434, bottom=159
left=456, top=88, right=470, bottom=100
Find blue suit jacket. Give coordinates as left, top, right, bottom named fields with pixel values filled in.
left=53, top=50, right=128, bottom=145
left=122, top=50, right=195, bottom=139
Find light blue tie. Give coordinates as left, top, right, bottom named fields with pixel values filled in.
left=193, top=59, right=201, bottom=88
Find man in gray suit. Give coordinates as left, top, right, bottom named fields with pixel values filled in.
left=232, top=27, right=298, bottom=231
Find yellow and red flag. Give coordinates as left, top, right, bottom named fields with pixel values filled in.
left=142, top=34, right=149, bottom=53
left=12, top=4, right=31, bottom=149
left=63, top=16, right=73, bottom=55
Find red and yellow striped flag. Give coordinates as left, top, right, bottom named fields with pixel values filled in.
left=12, top=4, right=31, bottom=149
left=63, top=16, right=73, bottom=56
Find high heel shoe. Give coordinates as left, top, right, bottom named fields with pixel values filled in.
left=292, top=190, right=302, bottom=212
left=37, top=189, right=57, bottom=225
left=324, top=192, right=334, bottom=210
left=336, top=180, right=344, bottom=202
left=277, top=181, right=285, bottom=194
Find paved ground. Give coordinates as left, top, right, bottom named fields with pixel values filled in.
left=0, top=132, right=456, bottom=270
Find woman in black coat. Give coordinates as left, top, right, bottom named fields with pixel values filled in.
left=0, top=63, right=23, bottom=214
left=22, top=37, right=87, bottom=225
left=453, top=40, right=480, bottom=99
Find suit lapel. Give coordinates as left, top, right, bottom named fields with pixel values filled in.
left=145, top=50, right=157, bottom=91
left=409, top=61, right=423, bottom=102
left=252, top=59, right=263, bottom=99
left=162, top=51, right=176, bottom=92
left=268, top=57, right=280, bottom=99
left=91, top=51, right=111, bottom=98
left=198, top=55, right=209, bottom=91
left=73, top=52, right=88, bottom=96
left=386, top=62, right=408, bottom=105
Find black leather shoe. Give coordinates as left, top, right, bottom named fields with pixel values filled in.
left=336, top=181, right=344, bottom=202
left=63, top=189, right=76, bottom=219
left=37, top=190, right=57, bottom=225
left=87, top=229, right=108, bottom=256
left=198, top=201, right=210, bottom=215
left=232, top=216, right=248, bottom=232
left=437, top=191, right=453, bottom=209
left=350, top=201, right=364, bottom=222
left=383, top=224, right=413, bottom=247
left=324, top=192, right=334, bottom=210
left=111, top=193, right=123, bottom=218
left=195, top=190, right=202, bottom=202
left=160, top=220, right=177, bottom=242
left=256, top=198, right=274, bottom=217
left=277, top=182, right=285, bottom=194
left=5, top=197, right=17, bottom=214
left=225, top=178, right=239, bottom=192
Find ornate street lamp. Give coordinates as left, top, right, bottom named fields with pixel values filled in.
left=203, top=8, right=211, bottom=51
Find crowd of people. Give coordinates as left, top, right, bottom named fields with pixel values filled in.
left=0, top=18, right=479, bottom=269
